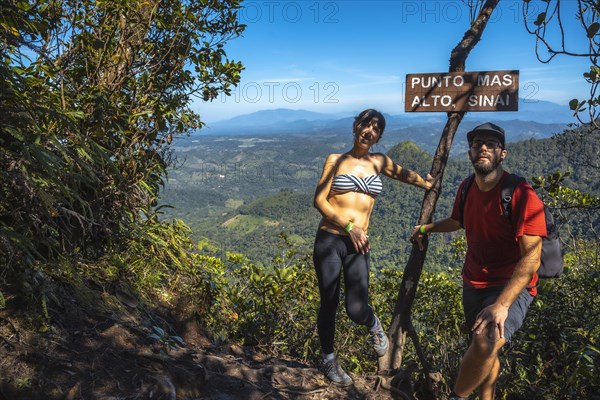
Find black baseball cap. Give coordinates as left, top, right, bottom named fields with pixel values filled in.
left=466, top=122, right=506, bottom=148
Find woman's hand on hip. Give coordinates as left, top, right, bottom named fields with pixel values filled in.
left=349, top=226, right=370, bottom=254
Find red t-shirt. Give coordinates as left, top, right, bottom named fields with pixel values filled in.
left=451, top=172, right=547, bottom=296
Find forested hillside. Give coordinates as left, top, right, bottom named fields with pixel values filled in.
left=161, top=126, right=600, bottom=270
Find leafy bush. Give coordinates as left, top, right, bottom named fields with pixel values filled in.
left=222, top=235, right=320, bottom=359
left=0, top=0, right=244, bottom=291
left=207, top=236, right=599, bottom=399
left=502, top=240, right=600, bottom=399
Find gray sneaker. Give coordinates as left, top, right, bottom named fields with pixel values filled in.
left=320, top=358, right=353, bottom=386
left=369, top=317, right=389, bottom=357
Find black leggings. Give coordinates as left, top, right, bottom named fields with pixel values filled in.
left=313, top=229, right=376, bottom=354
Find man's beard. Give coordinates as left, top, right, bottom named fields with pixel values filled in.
left=471, top=154, right=502, bottom=175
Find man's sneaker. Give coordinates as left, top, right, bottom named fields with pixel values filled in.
left=369, top=318, right=389, bottom=357
left=320, top=358, right=353, bottom=386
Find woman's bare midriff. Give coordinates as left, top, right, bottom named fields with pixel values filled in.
left=318, top=191, right=375, bottom=235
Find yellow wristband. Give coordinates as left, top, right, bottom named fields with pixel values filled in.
left=345, top=222, right=354, bottom=233
left=420, top=225, right=427, bottom=234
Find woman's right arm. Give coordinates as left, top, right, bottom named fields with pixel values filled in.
left=313, top=154, right=350, bottom=230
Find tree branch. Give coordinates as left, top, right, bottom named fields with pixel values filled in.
left=381, top=0, right=500, bottom=386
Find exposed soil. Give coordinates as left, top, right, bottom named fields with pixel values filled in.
left=0, top=280, right=410, bottom=400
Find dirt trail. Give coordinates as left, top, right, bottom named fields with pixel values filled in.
left=0, top=284, right=398, bottom=400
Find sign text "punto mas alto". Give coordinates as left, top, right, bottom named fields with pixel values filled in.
left=405, top=70, right=519, bottom=112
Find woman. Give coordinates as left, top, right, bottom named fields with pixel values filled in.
left=313, top=109, right=435, bottom=385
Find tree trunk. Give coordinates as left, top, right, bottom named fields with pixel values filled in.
left=379, top=0, right=501, bottom=385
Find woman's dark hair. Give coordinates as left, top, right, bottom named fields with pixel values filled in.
left=353, top=109, right=386, bottom=138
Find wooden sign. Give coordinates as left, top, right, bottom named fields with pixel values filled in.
left=405, top=70, right=519, bottom=112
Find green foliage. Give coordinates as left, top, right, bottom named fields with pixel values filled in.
left=368, top=267, right=466, bottom=378
left=221, top=234, right=320, bottom=359
left=0, top=0, right=244, bottom=291
left=198, top=237, right=598, bottom=397
left=413, top=272, right=465, bottom=373
left=501, top=240, right=600, bottom=398
left=107, top=217, right=197, bottom=291
left=533, top=171, right=600, bottom=209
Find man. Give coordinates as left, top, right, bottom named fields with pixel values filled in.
left=412, top=122, right=547, bottom=400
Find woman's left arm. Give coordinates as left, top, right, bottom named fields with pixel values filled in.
left=378, top=154, right=435, bottom=190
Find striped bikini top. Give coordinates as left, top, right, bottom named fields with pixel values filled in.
left=330, top=174, right=383, bottom=197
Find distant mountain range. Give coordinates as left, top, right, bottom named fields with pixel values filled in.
left=199, top=108, right=350, bottom=136
left=195, top=99, right=575, bottom=154
left=200, top=98, right=573, bottom=134
left=209, top=108, right=342, bottom=127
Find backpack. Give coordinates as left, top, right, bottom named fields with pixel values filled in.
left=458, top=173, right=564, bottom=279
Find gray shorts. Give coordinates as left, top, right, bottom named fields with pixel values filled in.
left=462, top=284, right=534, bottom=343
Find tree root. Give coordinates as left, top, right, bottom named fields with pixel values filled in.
left=374, top=376, right=412, bottom=400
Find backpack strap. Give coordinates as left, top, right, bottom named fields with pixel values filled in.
left=500, top=173, right=526, bottom=221
left=458, top=174, right=475, bottom=228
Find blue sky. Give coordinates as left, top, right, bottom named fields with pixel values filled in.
left=196, top=1, right=591, bottom=123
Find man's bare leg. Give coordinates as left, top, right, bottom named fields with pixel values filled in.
left=478, top=355, right=500, bottom=400
left=453, top=326, right=505, bottom=398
